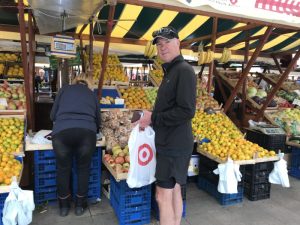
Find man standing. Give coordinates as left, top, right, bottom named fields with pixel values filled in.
left=138, top=26, right=196, bottom=225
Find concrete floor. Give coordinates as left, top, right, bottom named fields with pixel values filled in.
left=31, top=176, right=300, bottom=225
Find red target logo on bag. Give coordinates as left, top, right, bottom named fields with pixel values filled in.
left=138, top=144, right=153, bottom=166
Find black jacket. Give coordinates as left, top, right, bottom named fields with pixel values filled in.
left=50, top=84, right=101, bottom=135
left=151, top=55, right=196, bottom=156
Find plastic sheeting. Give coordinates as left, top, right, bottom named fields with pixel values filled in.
left=28, top=0, right=104, bottom=34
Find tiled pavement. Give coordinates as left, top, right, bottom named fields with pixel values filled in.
left=31, top=177, right=300, bottom=225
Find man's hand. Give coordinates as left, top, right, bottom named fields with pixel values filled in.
left=138, top=110, right=152, bottom=130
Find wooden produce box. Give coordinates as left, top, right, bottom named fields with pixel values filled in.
left=102, top=158, right=127, bottom=182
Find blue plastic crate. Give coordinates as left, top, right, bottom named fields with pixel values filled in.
left=0, top=193, right=8, bottom=225
left=291, top=147, right=300, bottom=169
left=110, top=191, right=151, bottom=225
left=35, top=172, right=56, bottom=188
left=110, top=176, right=150, bottom=197
left=94, top=88, right=124, bottom=109
left=34, top=186, right=57, bottom=205
left=34, top=159, right=56, bottom=173
left=34, top=150, right=56, bottom=161
left=197, top=176, right=243, bottom=206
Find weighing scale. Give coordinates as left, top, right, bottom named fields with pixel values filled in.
left=251, top=124, right=285, bottom=135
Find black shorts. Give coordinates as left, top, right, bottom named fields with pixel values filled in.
left=155, top=153, right=191, bottom=189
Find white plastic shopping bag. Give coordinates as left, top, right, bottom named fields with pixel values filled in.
left=126, top=125, right=156, bottom=188
left=213, top=158, right=242, bottom=194
left=269, top=153, right=290, bottom=188
left=2, top=177, right=35, bottom=225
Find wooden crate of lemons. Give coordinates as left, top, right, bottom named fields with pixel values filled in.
left=192, top=110, right=277, bottom=163
left=118, top=87, right=152, bottom=110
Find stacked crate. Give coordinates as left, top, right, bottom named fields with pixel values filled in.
left=72, top=148, right=102, bottom=203
left=34, top=148, right=102, bottom=205
left=151, top=184, right=186, bottom=219
left=197, top=155, right=244, bottom=206
left=244, top=162, right=273, bottom=201
left=290, top=146, right=300, bottom=179
left=34, top=150, right=57, bottom=205
left=110, top=176, right=151, bottom=225
left=0, top=193, right=9, bottom=225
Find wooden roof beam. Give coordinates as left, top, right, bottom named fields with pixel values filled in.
left=181, top=23, right=258, bottom=48
left=118, top=0, right=298, bottom=30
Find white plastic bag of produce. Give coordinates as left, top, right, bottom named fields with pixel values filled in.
left=2, top=177, right=35, bottom=225
left=126, top=124, right=156, bottom=188
left=269, top=153, right=290, bottom=188
left=213, top=158, right=242, bottom=194
left=31, top=130, right=52, bottom=144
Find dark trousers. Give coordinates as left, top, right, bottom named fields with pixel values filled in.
left=52, top=128, right=96, bottom=198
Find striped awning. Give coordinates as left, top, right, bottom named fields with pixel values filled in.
left=0, top=1, right=300, bottom=57
left=76, top=3, right=300, bottom=55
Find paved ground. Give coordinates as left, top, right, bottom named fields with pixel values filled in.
left=31, top=176, right=300, bottom=225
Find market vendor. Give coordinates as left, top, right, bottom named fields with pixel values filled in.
left=137, top=26, right=196, bottom=225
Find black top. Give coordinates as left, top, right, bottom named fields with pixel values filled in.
left=151, top=55, right=197, bottom=156
left=50, top=84, right=101, bottom=135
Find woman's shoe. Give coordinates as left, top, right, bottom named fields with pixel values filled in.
left=74, top=196, right=87, bottom=216
left=58, top=196, right=71, bottom=217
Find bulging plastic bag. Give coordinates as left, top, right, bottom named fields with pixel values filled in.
left=31, top=130, right=52, bottom=144
left=213, top=158, right=242, bottom=194
left=269, top=153, right=290, bottom=188
left=126, top=125, right=156, bottom=188
left=2, top=177, right=35, bottom=225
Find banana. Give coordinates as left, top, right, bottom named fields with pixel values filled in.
left=198, top=51, right=207, bottom=65
left=206, top=50, right=214, bottom=63
left=144, top=41, right=151, bottom=58
left=219, top=48, right=227, bottom=63
left=148, top=44, right=157, bottom=58
left=224, top=48, right=231, bottom=63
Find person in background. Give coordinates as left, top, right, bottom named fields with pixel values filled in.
left=50, top=73, right=100, bottom=217
left=137, top=26, right=196, bottom=225
left=35, top=69, right=45, bottom=93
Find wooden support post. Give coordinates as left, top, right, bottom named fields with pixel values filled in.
left=18, top=0, right=33, bottom=129
left=271, top=54, right=283, bottom=74
left=255, top=50, right=300, bottom=121
left=207, top=17, right=217, bottom=93
left=89, top=21, right=94, bottom=77
left=80, top=36, right=86, bottom=73
left=28, top=10, right=35, bottom=130
left=223, top=26, right=273, bottom=113
left=242, top=39, right=249, bottom=123
left=213, top=65, right=228, bottom=102
left=98, top=5, right=116, bottom=99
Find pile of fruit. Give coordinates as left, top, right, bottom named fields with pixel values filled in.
left=119, top=87, right=151, bottom=110
left=266, top=108, right=300, bottom=136
left=196, top=89, right=219, bottom=109
left=7, top=65, right=24, bottom=77
left=0, top=53, right=18, bottom=62
left=247, top=87, right=277, bottom=107
left=100, top=96, right=116, bottom=105
left=277, top=90, right=299, bottom=102
left=144, top=87, right=158, bottom=107
left=149, top=69, right=163, bottom=85
left=0, top=117, right=24, bottom=154
left=84, top=53, right=128, bottom=83
left=0, top=63, right=4, bottom=75
left=103, top=145, right=130, bottom=174
left=0, top=154, right=22, bottom=186
left=101, top=110, right=133, bottom=150
left=0, top=82, right=26, bottom=110
left=192, top=110, right=276, bottom=161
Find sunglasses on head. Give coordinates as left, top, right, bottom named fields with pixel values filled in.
left=152, top=27, right=177, bottom=37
